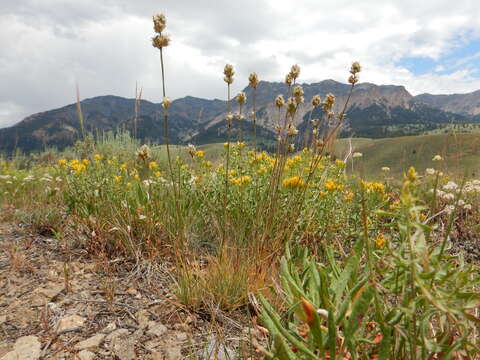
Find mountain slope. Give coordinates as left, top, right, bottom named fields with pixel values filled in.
left=1, top=80, right=480, bottom=154
left=415, top=90, right=480, bottom=116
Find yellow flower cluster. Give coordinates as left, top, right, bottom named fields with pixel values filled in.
left=67, top=159, right=88, bottom=174
left=362, top=181, right=385, bottom=193
left=325, top=179, right=344, bottom=191
left=283, top=176, right=307, bottom=189
left=286, top=155, right=302, bottom=168
left=344, top=190, right=354, bottom=202
left=230, top=175, right=251, bottom=186
left=375, top=233, right=386, bottom=248
left=149, top=161, right=159, bottom=169
left=195, top=150, right=205, bottom=158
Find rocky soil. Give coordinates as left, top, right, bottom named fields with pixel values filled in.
left=0, top=223, right=263, bottom=359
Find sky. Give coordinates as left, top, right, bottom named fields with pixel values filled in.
left=1, top=0, right=480, bottom=128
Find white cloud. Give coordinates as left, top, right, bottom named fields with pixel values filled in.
left=1, top=0, right=480, bottom=127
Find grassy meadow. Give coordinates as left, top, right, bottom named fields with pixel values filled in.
left=2, top=13, right=480, bottom=360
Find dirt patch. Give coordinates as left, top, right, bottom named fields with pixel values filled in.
left=0, top=223, right=264, bottom=359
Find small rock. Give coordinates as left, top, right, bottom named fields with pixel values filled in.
left=101, top=322, right=116, bottom=334
left=105, top=329, right=129, bottom=344
left=135, top=310, right=150, bottom=329
left=146, top=322, right=167, bottom=337
left=112, top=334, right=136, bottom=360
left=37, top=284, right=64, bottom=300
left=1, top=336, right=41, bottom=360
left=56, top=314, right=85, bottom=333
left=74, top=333, right=105, bottom=350
left=78, top=349, right=96, bottom=360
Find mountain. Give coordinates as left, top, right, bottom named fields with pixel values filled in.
left=1, top=81, right=479, bottom=154
left=415, top=90, right=480, bottom=117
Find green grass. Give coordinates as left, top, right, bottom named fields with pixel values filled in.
left=334, top=132, right=480, bottom=179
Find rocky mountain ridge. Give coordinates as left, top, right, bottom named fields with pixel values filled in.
left=1, top=79, right=479, bottom=153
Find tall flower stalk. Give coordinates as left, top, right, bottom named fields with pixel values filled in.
left=222, top=64, right=235, bottom=247
left=248, top=73, right=259, bottom=153
left=151, top=14, right=174, bottom=189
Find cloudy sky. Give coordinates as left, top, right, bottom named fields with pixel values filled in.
left=1, top=0, right=480, bottom=128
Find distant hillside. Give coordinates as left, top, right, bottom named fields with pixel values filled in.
left=415, top=90, right=480, bottom=117
left=2, top=80, right=480, bottom=154
left=334, top=132, right=480, bottom=179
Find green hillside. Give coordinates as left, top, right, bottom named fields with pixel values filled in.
left=334, top=133, right=480, bottom=178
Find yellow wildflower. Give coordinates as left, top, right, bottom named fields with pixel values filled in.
left=230, top=175, right=251, bottom=186
left=94, top=154, right=103, bottom=161
left=283, top=176, right=307, bottom=189
left=120, top=163, right=127, bottom=170
left=114, top=175, right=122, bottom=183
left=154, top=171, right=162, bottom=178
left=335, top=159, right=346, bottom=167
left=344, top=191, right=354, bottom=202
left=195, top=150, right=205, bottom=158
left=149, top=161, right=158, bottom=169
left=325, top=179, right=344, bottom=191
left=362, top=181, right=385, bottom=194
left=257, top=166, right=267, bottom=175
left=375, top=233, right=386, bottom=249
left=58, top=159, right=67, bottom=166
left=236, top=141, right=246, bottom=149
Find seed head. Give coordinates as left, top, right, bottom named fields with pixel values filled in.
left=187, top=143, right=196, bottom=157
left=236, top=114, right=245, bottom=121
left=311, top=119, right=319, bottom=127
left=352, top=152, right=363, bottom=158
left=287, top=143, right=295, bottom=152
left=350, top=61, right=361, bottom=74
left=224, top=64, right=235, bottom=84
left=311, top=95, right=321, bottom=107
left=323, top=93, right=336, bottom=111
left=286, top=97, right=297, bottom=116
left=162, top=97, right=171, bottom=109
left=152, top=34, right=170, bottom=49
left=348, top=74, right=359, bottom=85
left=136, top=144, right=151, bottom=160
left=153, top=14, right=167, bottom=33
left=287, top=125, right=298, bottom=136
left=226, top=114, right=234, bottom=124
left=248, top=72, right=259, bottom=89
left=236, top=92, right=247, bottom=105
left=293, top=85, right=304, bottom=98
left=285, top=73, right=293, bottom=86
left=275, top=94, right=285, bottom=108
left=290, top=64, right=301, bottom=80
left=432, top=155, right=443, bottom=161
left=381, top=167, right=390, bottom=172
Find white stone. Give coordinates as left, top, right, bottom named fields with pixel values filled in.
left=1, top=336, right=41, bottom=360
left=78, top=350, right=96, bottom=360
left=74, top=333, right=105, bottom=350
left=56, top=314, right=85, bottom=333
